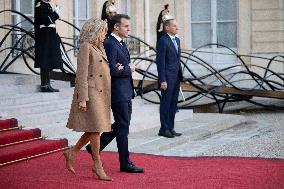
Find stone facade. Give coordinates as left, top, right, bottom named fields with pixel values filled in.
left=0, top=0, right=283, bottom=74
left=251, top=0, right=284, bottom=53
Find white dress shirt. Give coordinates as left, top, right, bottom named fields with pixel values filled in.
left=111, top=33, right=123, bottom=45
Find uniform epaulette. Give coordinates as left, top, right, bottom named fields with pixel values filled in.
left=36, top=2, right=41, bottom=7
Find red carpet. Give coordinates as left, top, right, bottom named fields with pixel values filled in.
left=0, top=128, right=41, bottom=145
left=0, top=151, right=283, bottom=189
left=0, top=118, right=18, bottom=130
left=0, top=118, right=68, bottom=165
left=0, top=139, right=68, bottom=164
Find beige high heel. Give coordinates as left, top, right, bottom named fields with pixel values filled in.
left=63, top=147, right=76, bottom=174
left=92, top=160, right=113, bottom=181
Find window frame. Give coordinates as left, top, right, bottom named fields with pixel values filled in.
left=189, top=0, right=238, bottom=49
left=11, top=0, right=35, bottom=57
left=73, top=0, right=90, bottom=36
left=11, top=0, right=35, bottom=29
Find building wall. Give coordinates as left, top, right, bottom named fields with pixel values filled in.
left=250, top=0, right=284, bottom=77
left=135, top=0, right=188, bottom=49
left=0, top=0, right=12, bottom=58
left=238, top=0, right=252, bottom=65
left=251, top=0, right=284, bottom=53
left=0, top=0, right=283, bottom=75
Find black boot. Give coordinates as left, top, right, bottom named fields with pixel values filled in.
left=47, top=70, right=59, bottom=92
left=40, top=85, right=55, bottom=92
left=40, top=69, right=53, bottom=92
left=40, top=69, right=59, bottom=92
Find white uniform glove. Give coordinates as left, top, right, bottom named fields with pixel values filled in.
left=53, top=5, right=60, bottom=15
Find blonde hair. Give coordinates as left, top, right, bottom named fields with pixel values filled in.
left=79, top=18, right=108, bottom=45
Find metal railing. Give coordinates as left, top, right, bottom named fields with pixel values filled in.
left=1, top=9, right=283, bottom=112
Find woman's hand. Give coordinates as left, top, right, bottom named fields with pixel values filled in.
left=78, top=101, right=87, bottom=112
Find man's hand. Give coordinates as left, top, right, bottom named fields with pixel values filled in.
left=129, top=63, right=136, bottom=72
left=160, top=82, right=167, bottom=90
left=78, top=101, right=87, bottom=112
left=115, top=63, right=124, bottom=70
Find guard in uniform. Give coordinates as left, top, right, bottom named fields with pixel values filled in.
left=156, top=4, right=170, bottom=45
left=101, top=0, right=117, bottom=37
left=34, top=0, right=62, bottom=92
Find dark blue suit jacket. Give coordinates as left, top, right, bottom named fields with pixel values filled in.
left=104, top=35, right=134, bottom=104
left=156, top=34, right=183, bottom=84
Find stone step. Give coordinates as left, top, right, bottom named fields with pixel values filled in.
left=1, top=98, right=161, bottom=124
left=0, top=74, right=39, bottom=85
left=161, top=121, right=260, bottom=157
left=0, top=82, right=71, bottom=96
left=0, top=98, right=72, bottom=117
left=6, top=101, right=178, bottom=142
left=16, top=109, right=70, bottom=127
left=0, top=74, right=195, bottom=147
left=0, top=74, right=72, bottom=86
left=49, top=110, right=192, bottom=145
left=130, top=109, right=192, bottom=133
left=102, top=114, right=248, bottom=153
left=0, top=88, right=74, bottom=106
left=25, top=121, right=73, bottom=139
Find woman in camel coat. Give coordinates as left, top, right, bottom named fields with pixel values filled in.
left=63, top=18, right=112, bottom=181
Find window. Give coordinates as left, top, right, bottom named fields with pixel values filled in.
left=11, top=0, right=35, bottom=56
left=217, top=0, right=237, bottom=48
left=12, top=0, right=34, bottom=31
left=73, top=0, right=89, bottom=55
left=190, top=0, right=237, bottom=49
left=189, top=0, right=238, bottom=65
left=120, top=0, right=131, bottom=15
left=73, top=0, right=89, bottom=35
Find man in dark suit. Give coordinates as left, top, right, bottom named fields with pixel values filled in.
left=156, top=18, right=183, bottom=138
left=86, top=14, right=144, bottom=173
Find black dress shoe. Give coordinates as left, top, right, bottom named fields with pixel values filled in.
left=170, top=129, right=182, bottom=136
left=158, top=129, right=175, bottom=138
left=40, top=85, right=54, bottom=92
left=40, top=85, right=59, bottom=92
left=120, top=162, right=144, bottom=173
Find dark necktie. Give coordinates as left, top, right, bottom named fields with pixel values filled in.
left=120, top=40, right=127, bottom=48
left=172, top=37, right=178, bottom=52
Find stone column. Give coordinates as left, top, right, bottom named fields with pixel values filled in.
left=0, top=0, right=12, bottom=61
left=238, top=0, right=252, bottom=65
left=173, top=0, right=189, bottom=49
left=250, top=0, right=284, bottom=81
left=144, top=0, right=150, bottom=46
left=251, top=0, right=284, bottom=53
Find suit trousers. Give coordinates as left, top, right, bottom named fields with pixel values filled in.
left=159, top=78, right=180, bottom=131
left=100, top=101, right=132, bottom=166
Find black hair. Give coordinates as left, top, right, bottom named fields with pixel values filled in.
left=101, top=1, right=109, bottom=20
left=164, top=4, right=169, bottom=9
left=109, top=14, right=130, bottom=30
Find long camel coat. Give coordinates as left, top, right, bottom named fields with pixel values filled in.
left=66, top=42, right=111, bottom=132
